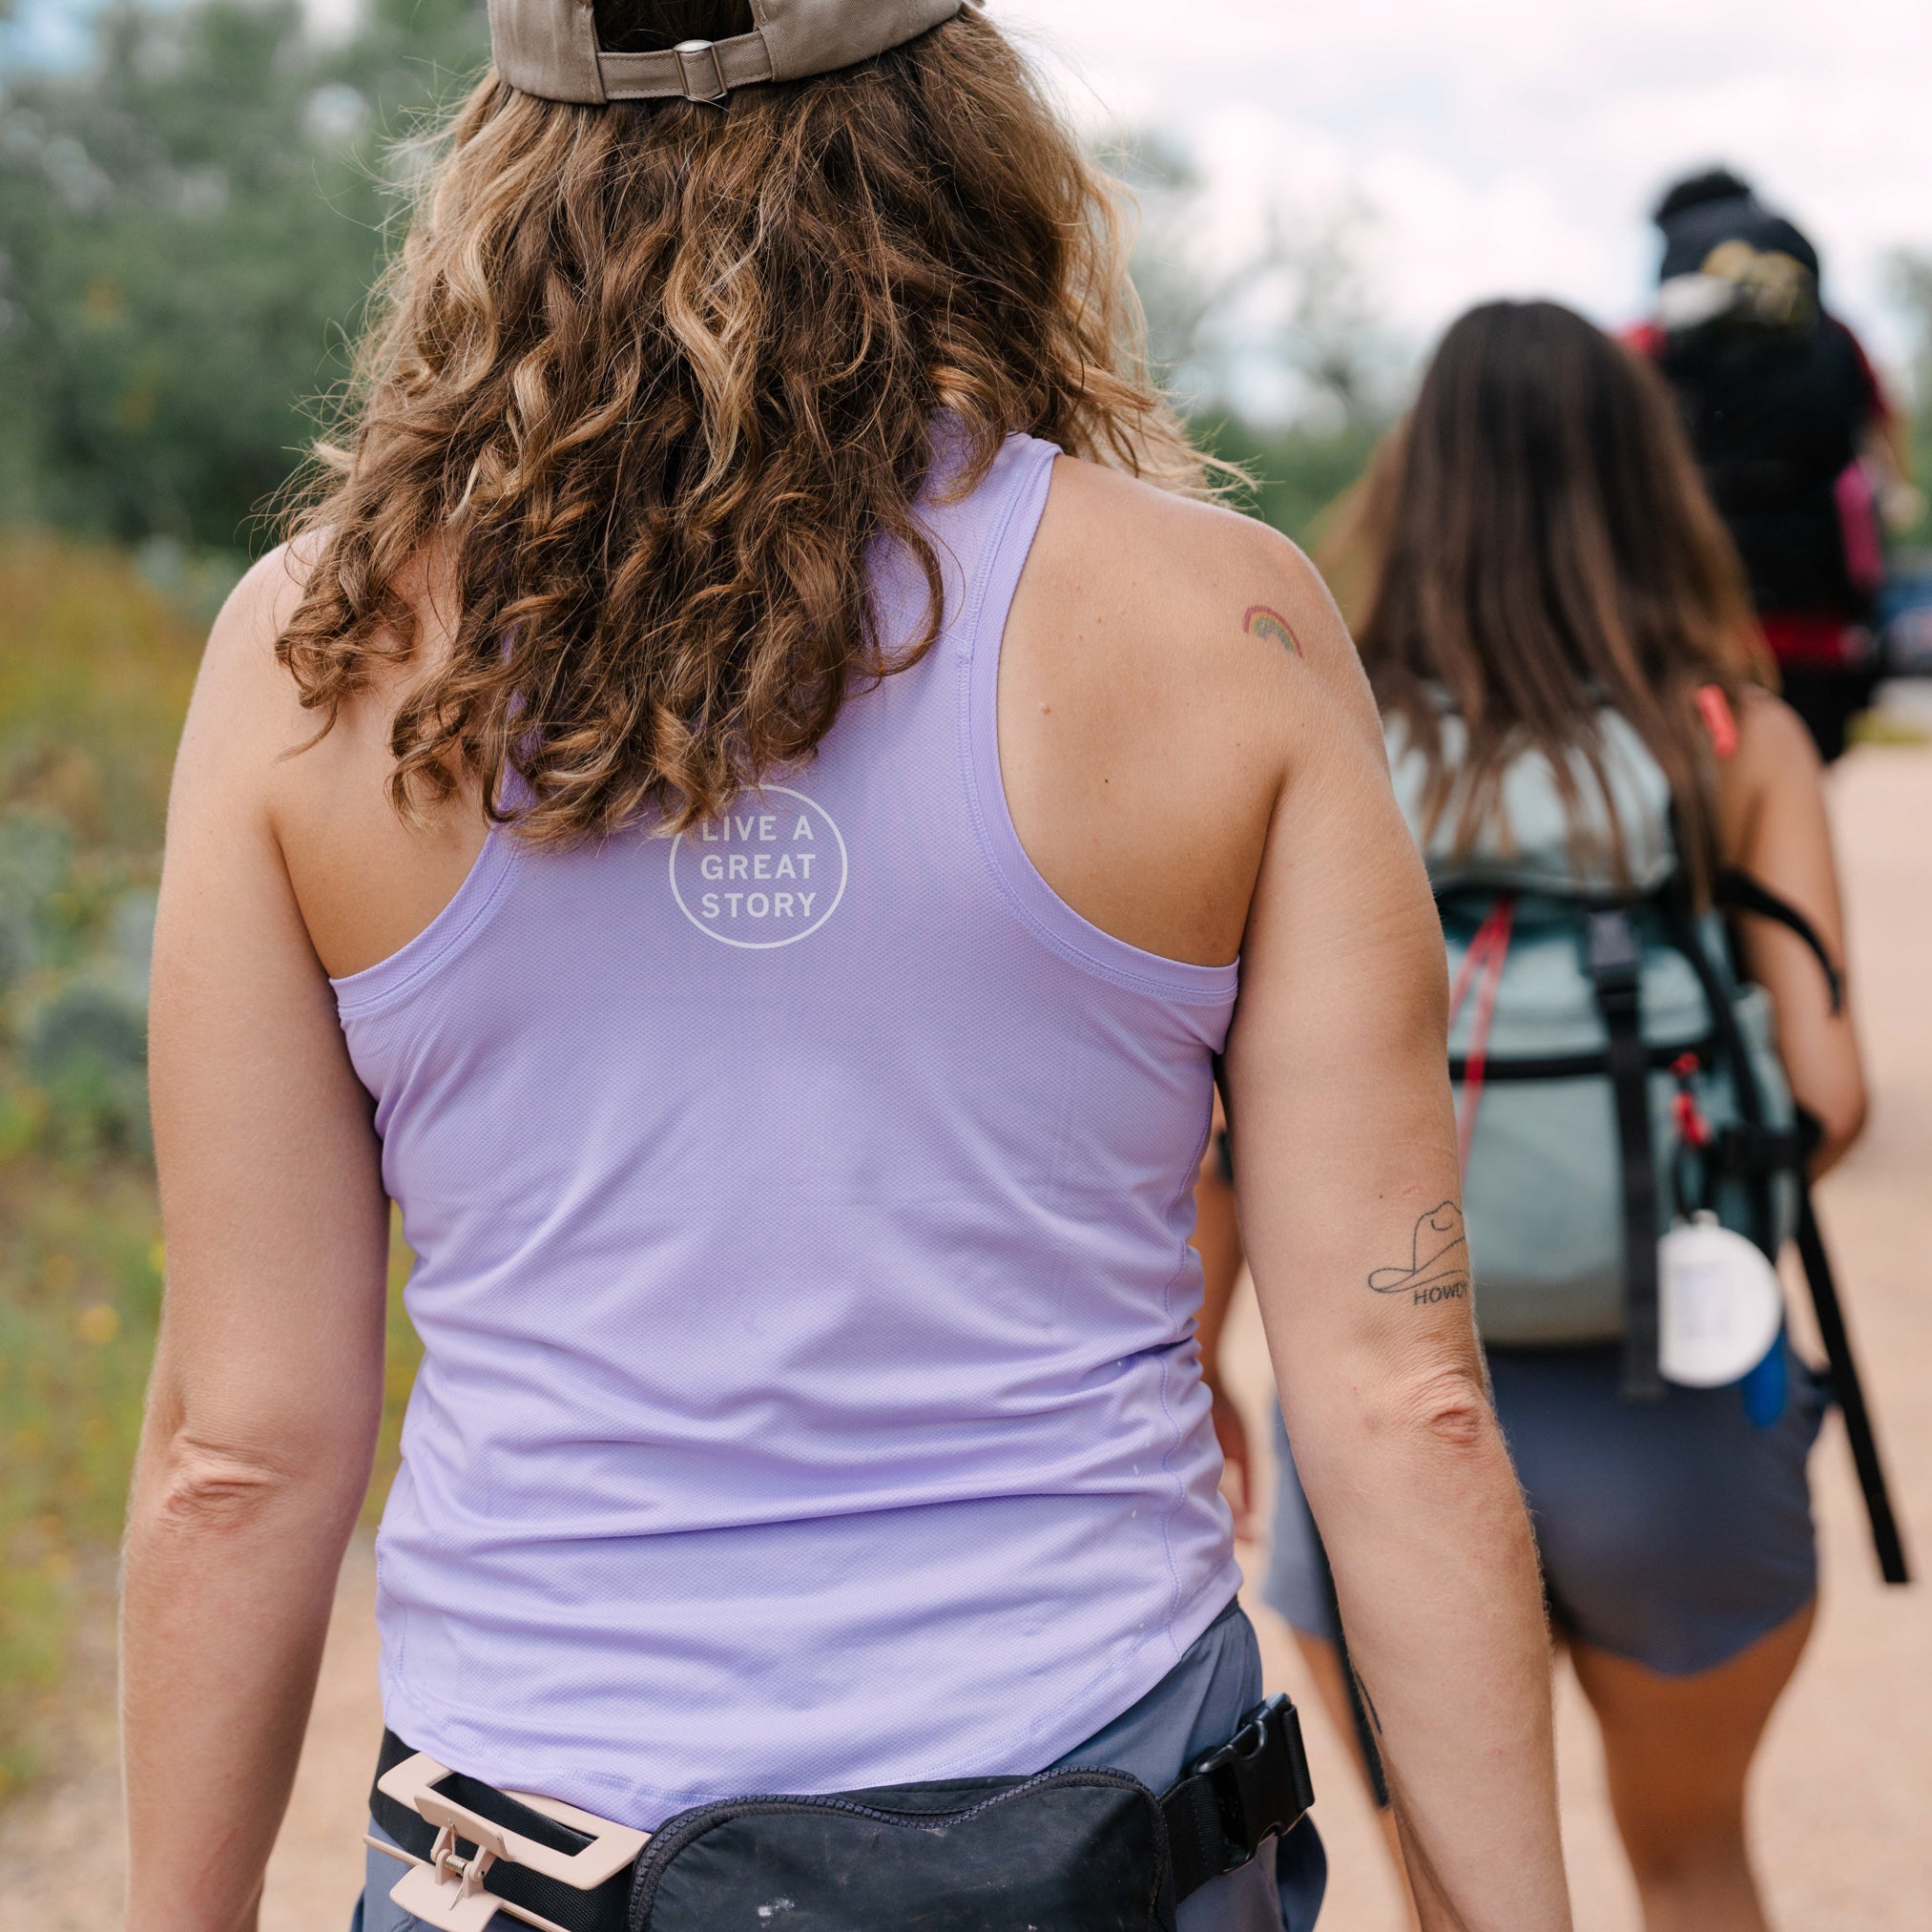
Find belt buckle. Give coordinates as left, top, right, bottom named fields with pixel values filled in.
left=1188, top=1694, right=1315, bottom=1876
left=369, top=1753, right=650, bottom=1932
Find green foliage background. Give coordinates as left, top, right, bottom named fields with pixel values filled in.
left=0, top=537, right=425, bottom=1795
left=0, top=0, right=488, bottom=550
left=0, top=0, right=1386, bottom=566
left=0, top=0, right=490, bottom=1797
left=0, top=534, right=196, bottom=1791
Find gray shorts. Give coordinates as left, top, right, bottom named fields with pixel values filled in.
left=354, top=1598, right=1326, bottom=1931
left=1266, top=1340, right=1827, bottom=1678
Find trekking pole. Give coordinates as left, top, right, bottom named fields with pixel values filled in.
left=1795, top=1189, right=1911, bottom=1585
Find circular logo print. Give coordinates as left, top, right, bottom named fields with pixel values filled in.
left=670, top=786, right=848, bottom=950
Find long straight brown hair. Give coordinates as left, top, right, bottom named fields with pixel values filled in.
left=1337, top=300, right=1766, bottom=891
left=277, top=0, right=1204, bottom=844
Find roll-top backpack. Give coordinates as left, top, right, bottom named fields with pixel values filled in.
left=1386, top=707, right=1909, bottom=1585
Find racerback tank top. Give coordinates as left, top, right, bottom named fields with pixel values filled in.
left=333, top=433, right=1242, bottom=1827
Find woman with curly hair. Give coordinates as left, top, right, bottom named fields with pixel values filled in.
left=121, top=7, right=1568, bottom=1928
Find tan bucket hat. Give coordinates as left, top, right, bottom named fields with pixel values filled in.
left=488, top=0, right=967, bottom=105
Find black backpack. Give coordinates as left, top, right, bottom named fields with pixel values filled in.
left=1660, top=315, right=1873, bottom=618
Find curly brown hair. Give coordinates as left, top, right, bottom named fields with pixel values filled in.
left=277, top=1, right=1206, bottom=842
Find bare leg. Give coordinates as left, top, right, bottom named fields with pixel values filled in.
left=1569, top=1600, right=1816, bottom=1932
left=1292, top=1631, right=1418, bottom=1927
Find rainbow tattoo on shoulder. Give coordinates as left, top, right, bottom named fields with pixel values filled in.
left=1243, top=604, right=1302, bottom=656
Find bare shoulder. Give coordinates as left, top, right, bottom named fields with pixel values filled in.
left=1040, top=459, right=1362, bottom=667
left=176, top=531, right=484, bottom=977
left=1733, top=688, right=1823, bottom=773
left=175, top=542, right=325, bottom=797
left=1029, top=458, right=1381, bottom=770
left=205, top=542, right=313, bottom=676
left=1717, top=689, right=1825, bottom=846
left=997, top=456, right=1384, bottom=965
left=191, top=531, right=464, bottom=790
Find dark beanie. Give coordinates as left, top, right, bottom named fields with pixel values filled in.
left=1652, top=166, right=1820, bottom=286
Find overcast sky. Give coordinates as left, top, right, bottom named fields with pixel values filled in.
left=1003, top=0, right=1931, bottom=381
left=7, top=0, right=1928, bottom=382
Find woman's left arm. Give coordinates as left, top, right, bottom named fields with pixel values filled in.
left=123, top=554, right=391, bottom=1932
left=1719, top=693, right=1868, bottom=1175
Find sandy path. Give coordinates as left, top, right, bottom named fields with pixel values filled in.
left=6, top=743, right=1929, bottom=1929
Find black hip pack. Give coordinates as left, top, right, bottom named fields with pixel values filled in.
left=365, top=1694, right=1314, bottom=1932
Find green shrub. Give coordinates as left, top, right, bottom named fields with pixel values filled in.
left=0, top=533, right=185, bottom=1789
left=0, top=530, right=421, bottom=1797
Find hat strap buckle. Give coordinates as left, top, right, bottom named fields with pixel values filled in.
left=674, top=38, right=730, bottom=104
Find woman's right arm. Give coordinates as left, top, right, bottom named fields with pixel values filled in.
left=1719, top=695, right=1868, bottom=1174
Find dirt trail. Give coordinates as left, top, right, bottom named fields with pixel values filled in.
left=6, top=744, right=1930, bottom=1930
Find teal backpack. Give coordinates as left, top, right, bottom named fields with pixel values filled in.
left=1272, top=708, right=1906, bottom=1814
left=1388, top=709, right=1817, bottom=1401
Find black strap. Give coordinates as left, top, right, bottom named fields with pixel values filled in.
left=1714, top=869, right=1845, bottom=1013
left=1793, top=1174, right=1913, bottom=1586
left=1657, top=893, right=1781, bottom=1272
left=1707, top=1121, right=1809, bottom=1175
left=1664, top=907, right=1909, bottom=1586
left=1586, top=909, right=1664, bottom=1402
left=1449, top=1033, right=1715, bottom=1084
left=1161, top=1694, right=1318, bottom=1905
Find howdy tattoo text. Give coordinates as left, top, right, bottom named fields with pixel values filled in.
left=1243, top=604, right=1303, bottom=656
left=1368, top=1201, right=1471, bottom=1307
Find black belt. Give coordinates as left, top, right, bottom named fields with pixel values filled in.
left=367, top=1693, right=1314, bottom=1931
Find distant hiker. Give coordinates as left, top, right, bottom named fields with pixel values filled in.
left=1236, top=299, right=1868, bottom=1932
left=1631, top=167, right=1916, bottom=762
left=119, top=5, right=1569, bottom=1930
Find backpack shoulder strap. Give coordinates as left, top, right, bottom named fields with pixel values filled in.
left=1714, top=869, right=1844, bottom=1013
left=1585, top=907, right=1665, bottom=1402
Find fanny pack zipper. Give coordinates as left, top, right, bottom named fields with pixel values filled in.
left=628, top=1767, right=1164, bottom=1929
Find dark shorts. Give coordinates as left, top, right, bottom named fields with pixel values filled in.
left=355, top=1599, right=1327, bottom=1931
left=1267, top=1341, right=1828, bottom=1678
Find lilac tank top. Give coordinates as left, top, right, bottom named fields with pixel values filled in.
left=333, top=434, right=1242, bottom=1827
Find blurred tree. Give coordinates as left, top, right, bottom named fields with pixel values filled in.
left=1104, top=130, right=1399, bottom=546
left=1886, top=249, right=1932, bottom=548
left=1106, top=131, right=1402, bottom=426
left=1267, top=203, right=1402, bottom=432
left=1196, top=409, right=1383, bottom=553
left=0, top=15, right=1399, bottom=559
left=0, top=0, right=488, bottom=552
